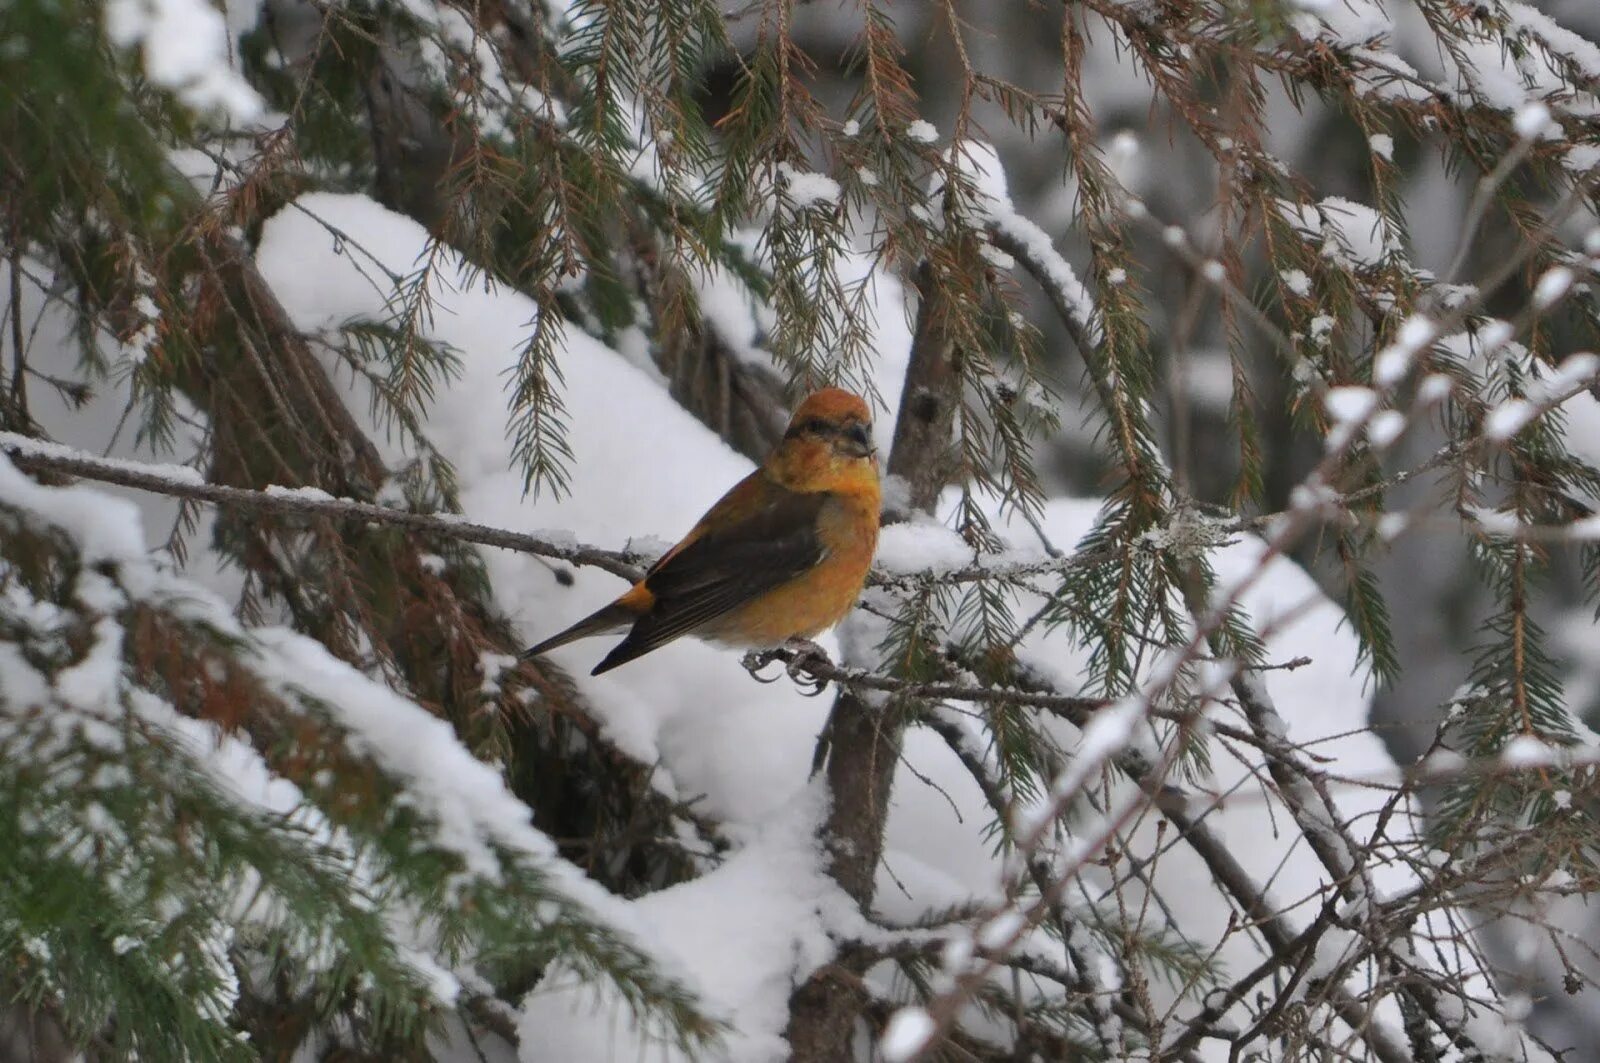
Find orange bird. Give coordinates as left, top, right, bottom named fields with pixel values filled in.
left=524, top=388, right=882, bottom=676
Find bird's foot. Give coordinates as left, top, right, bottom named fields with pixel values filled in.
left=781, top=638, right=831, bottom=696
left=740, top=639, right=832, bottom=695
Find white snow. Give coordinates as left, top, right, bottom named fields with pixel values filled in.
left=906, top=120, right=938, bottom=144
left=1566, top=144, right=1600, bottom=175
left=1047, top=696, right=1142, bottom=802
left=104, top=0, right=263, bottom=121
left=1514, top=102, right=1555, bottom=140
left=1280, top=268, right=1313, bottom=297
left=1373, top=315, right=1436, bottom=387
left=520, top=788, right=847, bottom=1062
left=1277, top=196, right=1402, bottom=271
left=1500, top=735, right=1558, bottom=768
left=1324, top=386, right=1379, bottom=449
left=941, top=142, right=1099, bottom=344
left=875, top=521, right=984, bottom=575
left=0, top=449, right=151, bottom=561
left=1485, top=399, right=1538, bottom=442
left=262, top=483, right=338, bottom=503
left=1368, top=409, right=1407, bottom=448
left=1180, top=350, right=1237, bottom=411
left=1533, top=266, right=1575, bottom=310
left=880, top=1007, right=936, bottom=1062
left=1325, top=386, right=1378, bottom=425
left=1309, top=313, right=1336, bottom=346
left=775, top=162, right=843, bottom=210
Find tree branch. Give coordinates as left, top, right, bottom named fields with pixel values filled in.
left=0, top=432, right=648, bottom=582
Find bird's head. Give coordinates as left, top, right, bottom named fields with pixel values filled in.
left=767, top=388, right=881, bottom=493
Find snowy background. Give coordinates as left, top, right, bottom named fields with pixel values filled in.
left=5, top=0, right=1600, bottom=1059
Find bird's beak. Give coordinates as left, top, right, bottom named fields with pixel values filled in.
left=840, top=423, right=876, bottom=459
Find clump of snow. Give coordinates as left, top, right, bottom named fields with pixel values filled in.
left=1485, top=399, right=1538, bottom=442
left=1368, top=409, right=1407, bottom=448
left=979, top=242, right=1016, bottom=271
left=1526, top=353, right=1600, bottom=407
left=1504, top=2, right=1600, bottom=79
left=1180, top=350, right=1236, bottom=412
left=1440, top=3, right=1597, bottom=145
left=1373, top=315, right=1436, bottom=387
left=774, top=161, right=842, bottom=210
left=690, top=256, right=773, bottom=369
left=1280, top=268, right=1313, bottom=297
left=1533, top=266, right=1574, bottom=310
left=1369, top=133, right=1394, bottom=161
left=1309, top=314, right=1336, bottom=346
left=1513, top=102, right=1555, bottom=140
left=1566, top=144, right=1600, bottom=175
left=1377, top=512, right=1410, bottom=542
left=104, top=0, right=263, bottom=121
left=905, top=120, right=938, bottom=144
left=521, top=788, right=846, bottom=1062
left=1048, top=697, right=1142, bottom=802
left=1324, top=386, right=1379, bottom=450
left=1500, top=735, right=1557, bottom=768
left=0, top=432, right=206, bottom=490
left=262, top=483, right=338, bottom=503
left=1277, top=197, right=1403, bottom=272
left=875, top=521, right=982, bottom=576
left=1467, top=506, right=1523, bottom=536
left=949, top=141, right=1008, bottom=204
left=1304, top=0, right=1391, bottom=46
left=880, top=1007, right=936, bottom=1063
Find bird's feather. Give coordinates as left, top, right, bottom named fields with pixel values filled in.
left=590, top=478, right=829, bottom=674
left=521, top=601, right=638, bottom=659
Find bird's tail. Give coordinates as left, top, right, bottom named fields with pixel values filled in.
left=522, top=602, right=636, bottom=660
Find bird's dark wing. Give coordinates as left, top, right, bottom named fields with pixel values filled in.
left=591, top=479, right=829, bottom=674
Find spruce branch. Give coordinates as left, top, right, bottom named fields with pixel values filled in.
left=0, top=432, right=650, bottom=582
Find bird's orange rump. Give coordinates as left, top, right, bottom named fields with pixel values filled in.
left=523, top=389, right=882, bottom=675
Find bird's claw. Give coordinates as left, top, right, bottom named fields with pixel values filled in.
left=740, top=640, right=832, bottom=695
left=782, top=638, right=831, bottom=696
left=741, top=648, right=785, bottom=684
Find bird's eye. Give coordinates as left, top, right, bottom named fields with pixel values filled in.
left=804, top=418, right=831, bottom=434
